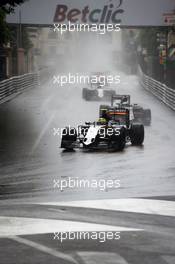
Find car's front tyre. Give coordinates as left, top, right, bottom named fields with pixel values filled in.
left=61, top=127, right=77, bottom=150
left=129, top=124, right=144, bottom=145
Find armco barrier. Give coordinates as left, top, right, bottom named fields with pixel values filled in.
left=138, top=67, right=175, bottom=111
left=0, top=73, right=38, bottom=104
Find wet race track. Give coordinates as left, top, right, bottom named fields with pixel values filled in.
left=0, top=72, right=175, bottom=264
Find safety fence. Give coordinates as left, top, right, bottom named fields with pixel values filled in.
left=139, top=67, right=175, bottom=111
left=0, top=73, right=38, bottom=104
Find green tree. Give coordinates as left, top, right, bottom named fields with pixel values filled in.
left=0, top=0, right=26, bottom=46
left=137, top=27, right=168, bottom=56
left=0, top=1, right=26, bottom=14
left=0, top=9, right=10, bottom=45
left=137, top=28, right=157, bottom=56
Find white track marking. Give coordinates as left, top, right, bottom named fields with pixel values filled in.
left=0, top=216, right=142, bottom=237
left=30, top=111, right=56, bottom=154
left=77, top=251, right=129, bottom=264
left=162, top=256, right=175, bottom=264
left=10, top=236, right=77, bottom=264
left=38, top=199, right=175, bottom=217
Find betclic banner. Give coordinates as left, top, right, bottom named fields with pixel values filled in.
left=6, top=0, right=175, bottom=26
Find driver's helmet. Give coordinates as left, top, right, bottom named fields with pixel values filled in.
left=98, top=117, right=107, bottom=124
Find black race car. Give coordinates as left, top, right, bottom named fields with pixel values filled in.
left=61, top=107, right=144, bottom=152
left=99, top=95, right=151, bottom=126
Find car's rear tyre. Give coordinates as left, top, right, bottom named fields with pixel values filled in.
left=61, top=127, right=77, bottom=150
left=130, top=124, right=144, bottom=145
left=82, top=88, right=88, bottom=100
left=82, top=88, right=93, bottom=101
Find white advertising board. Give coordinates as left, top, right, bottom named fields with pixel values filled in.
left=6, top=0, right=175, bottom=26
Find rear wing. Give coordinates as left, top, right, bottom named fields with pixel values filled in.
left=111, top=95, right=131, bottom=107
left=106, top=108, right=130, bottom=127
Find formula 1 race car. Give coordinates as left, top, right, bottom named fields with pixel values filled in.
left=82, top=72, right=116, bottom=101
left=61, top=108, right=144, bottom=152
left=99, top=95, right=151, bottom=126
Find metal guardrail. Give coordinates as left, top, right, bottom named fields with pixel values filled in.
left=139, top=67, right=175, bottom=111
left=0, top=73, right=38, bottom=104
